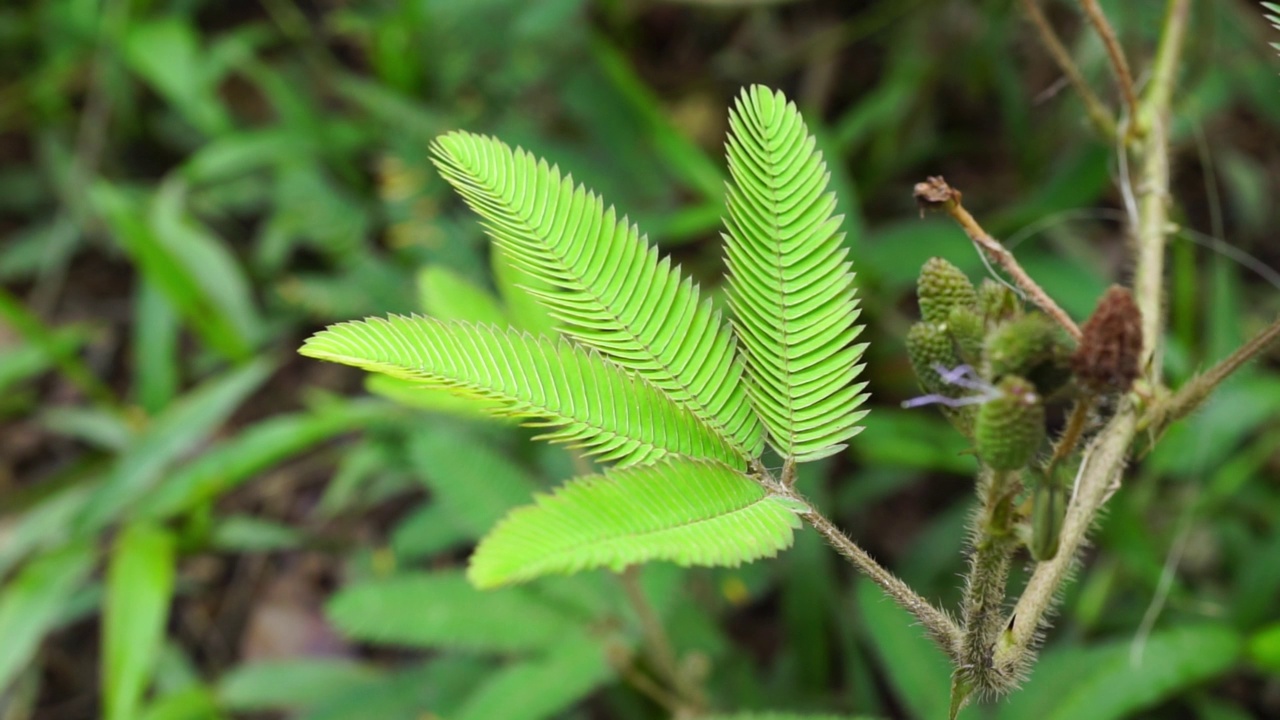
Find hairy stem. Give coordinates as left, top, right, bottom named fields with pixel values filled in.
left=1079, top=0, right=1139, bottom=125
left=994, top=0, right=1189, bottom=679
left=618, top=568, right=707, bottom=712
left=958, top=469, right=1020, bottom=695
left=798, top=502, right=962, bottom=658
left=1132, top=0, right=1190, bottom=384
left=1020, top=0, right=1117, bottom=139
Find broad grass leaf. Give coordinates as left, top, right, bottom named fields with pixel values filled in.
left=104, top=523, right=177, bottom=720
left=0, top=542, right=95, bottom=695
left=326, top=570, right=581, bottom=652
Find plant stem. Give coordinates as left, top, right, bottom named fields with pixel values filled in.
left=1079, top=0, right=1139, bottom=126
left=604, top=637, right=684, bottom=714
left=619, top=567, right=703, bottom=711
left=915, top=177, right=1082, bottom=341
left=798, top=503, right=962, bottom=658
left=1148, top=315, right=1280, bottom=432
left=1132, top=0, right=1189, bottom=382
left=993, top=402, right=1137, bottom=672
left=958, top=469, right=1020, bottom=696
left=1019, top=0, right=1117, bottom=139
left=994, top=0, right=1190, bottom=680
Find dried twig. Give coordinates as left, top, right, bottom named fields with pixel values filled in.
left=1019, top=0, right=1117, bottom=139
left=914, top=177, right=1082, bottom=342
left=1079, top=0, right=1140, bottom=125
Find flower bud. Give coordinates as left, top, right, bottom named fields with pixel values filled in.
left=977, top=279, right=1020, bottom=326
left=917, top=257, right=977, bottom=325
left=907, top=321, right=962, bottom=396
left=985, top=312, right=1069, bottom=385
left=976, top=375, right=1044, bottom=470
left=947, top=306, right=985, bottom=365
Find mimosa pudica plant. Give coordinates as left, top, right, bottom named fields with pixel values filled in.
left=303, top=7, right=1280, bottom=707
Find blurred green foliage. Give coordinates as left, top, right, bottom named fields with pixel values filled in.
left=1, top=0, right=1278, bottom=718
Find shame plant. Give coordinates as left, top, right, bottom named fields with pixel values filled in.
left=301, top=6, right=1280, bottom=705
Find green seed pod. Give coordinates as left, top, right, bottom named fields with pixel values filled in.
left=977, top=279, right=1020, bottom=326
left=917, top=257, right=978, bottom=324
left=976, top=375, right=1044, bottom=470
left=985, top=312, right=1061, bottom=381
left=1030, top=481, right=1065, bottom=561
left=947, top=305, right=985, bottom=365
left=907, top=321, right=962, bottom=396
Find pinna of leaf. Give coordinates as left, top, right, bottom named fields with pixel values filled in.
left=300, top=85, right=868, bottom=588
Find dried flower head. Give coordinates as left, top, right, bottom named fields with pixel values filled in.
left=913, top=176, right=960, bottom=216
left=1072, top=285, right=1142, bottom=393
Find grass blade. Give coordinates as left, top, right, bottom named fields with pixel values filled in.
left=104, top=523, right=177, bottom=720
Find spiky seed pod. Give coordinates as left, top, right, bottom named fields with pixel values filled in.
left=1029, top=480, right=1065, bottom=561
left=947, top=306, right=985, bottom=365
left=976, top=279, right=1021, bottom=327
left=917, top=257, right=978, bottom=324
left=907, top=321, right=962, bottom=396
left=1073, top=285, right=1142, bottom=393
left=985, top=312, right=1065, bottom=382
left=976, top=375, right=1044, bottom=471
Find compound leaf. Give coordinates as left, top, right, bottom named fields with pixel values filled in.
left=722, top=85, right=869, bottom=462
left=469, top=457, right=801, bottom=588
left=431, top=131, right=763, bottom=460
left=301, top=317, right=742, bottom=468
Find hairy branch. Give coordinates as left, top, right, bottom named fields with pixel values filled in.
left=1148, top=315, right=1280, bottom=433
left=1079, top=0, right=1139, bottom=125
left=796, top=500, right=962, bottom=658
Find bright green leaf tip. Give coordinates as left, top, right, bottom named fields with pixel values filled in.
left=468, top=457, right=802, bottom=589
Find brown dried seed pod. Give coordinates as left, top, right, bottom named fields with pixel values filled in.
left=1072, top=285, right=1142, bottom=393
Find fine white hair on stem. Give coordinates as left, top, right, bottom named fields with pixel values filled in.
left=999, top=207, right=1280, bottom=292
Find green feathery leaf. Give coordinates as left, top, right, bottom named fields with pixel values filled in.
left=301, top=316, right=743, bottom=468
left=430, top=132, right=763, bottom=459
left=722, top=85, right=869, bottom=462
left=469, top=457, right=802, bottom=588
